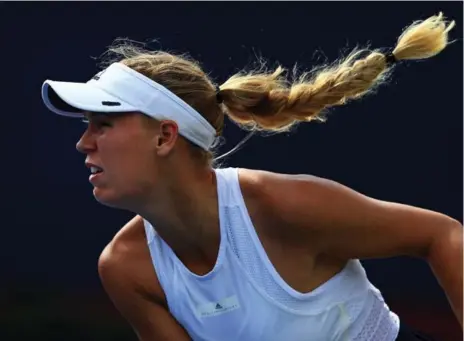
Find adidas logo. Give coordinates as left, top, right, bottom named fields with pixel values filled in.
left=196, top=295, right=240, bottom=317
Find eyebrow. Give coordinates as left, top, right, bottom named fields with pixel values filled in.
left=83, top=112, right=111, bottom=119
left=83, top=111, right=133, bottom=122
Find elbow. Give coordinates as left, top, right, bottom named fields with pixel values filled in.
left=425, top=219, right=463, bottom=325
left=426, top=218, right=463, bottom=264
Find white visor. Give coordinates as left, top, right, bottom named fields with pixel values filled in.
left=41, top=62, right=217, bottom=150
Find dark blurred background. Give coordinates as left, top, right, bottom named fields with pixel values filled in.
left=1, top=1, right=462, bottom=341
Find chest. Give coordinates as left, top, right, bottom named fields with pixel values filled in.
left=166, top=268, right=351, bottom=341
left=243, top=194, right=346, bottom=294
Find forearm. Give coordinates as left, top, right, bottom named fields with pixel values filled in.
left=427, top=222, right=463, bottom=327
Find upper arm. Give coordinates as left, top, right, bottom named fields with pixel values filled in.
left=98, top=216, right=191, bottom=341
left=258, top=172, right=461, bottom=260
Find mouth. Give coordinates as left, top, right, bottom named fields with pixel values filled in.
left=86, top=162, right=104, bottom=183
left=89, top=167, right=104, bottom=184
left=90, top=166, right=103, bottom=175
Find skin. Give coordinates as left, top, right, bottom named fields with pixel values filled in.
left=77, top=111, right=463, bottom=341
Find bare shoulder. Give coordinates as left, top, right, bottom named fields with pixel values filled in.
left=98, top=215, right=165, bottom=303
left=237, top=168, right=325, bottom=195
left=98, top=215, right=191, bottom=340
left=237, top=168, right=331, bottom=226
left=237, top=168, right=459, bottom=260
left=236, top=168, right=327, bottom=243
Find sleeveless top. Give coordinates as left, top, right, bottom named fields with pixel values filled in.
left=143, top=167, right=400, bottom=341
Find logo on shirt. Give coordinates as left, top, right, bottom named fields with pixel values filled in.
left=196, top=295, right=240, bottom=318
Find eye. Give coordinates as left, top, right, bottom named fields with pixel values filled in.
left=82, top=117, right=112, bottom=128
left=96, top=120, right=112, bottom=128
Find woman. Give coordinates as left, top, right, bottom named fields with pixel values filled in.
left=41, top=12, right=461, bottom=341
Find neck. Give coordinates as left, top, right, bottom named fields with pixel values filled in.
left=139, top=166, right=221, bottom=263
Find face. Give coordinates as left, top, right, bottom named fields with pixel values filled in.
left=76, top=112, right=177, bottom=209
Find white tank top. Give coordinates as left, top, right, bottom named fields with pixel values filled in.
left=143, top=167, right=400, bottom=341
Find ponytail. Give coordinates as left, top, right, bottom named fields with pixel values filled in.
left=218, top=13, right=455, bottom=132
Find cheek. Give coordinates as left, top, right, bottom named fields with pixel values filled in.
left=110, top=149, right=157, bottom=185
left=98, top=134, right=157, bottom=184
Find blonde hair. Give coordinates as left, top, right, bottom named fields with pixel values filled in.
left=100, top=12, right=455, bottom=161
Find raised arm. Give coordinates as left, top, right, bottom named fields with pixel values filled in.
left=252, top=170, right=463, bottom=327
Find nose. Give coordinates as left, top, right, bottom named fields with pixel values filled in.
left=76, top=129, right=96, bottom=154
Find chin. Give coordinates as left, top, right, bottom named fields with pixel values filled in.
left=92, top=186, right=145, bottom=212
left=92, top=187, right=128, bottom=209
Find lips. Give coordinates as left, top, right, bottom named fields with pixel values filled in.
left=90, top=166, right=103, bottom=174
left=85, top=162, right=104, bottom=181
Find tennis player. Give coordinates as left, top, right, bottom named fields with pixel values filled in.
left=41, top=13, right=461, bottom=341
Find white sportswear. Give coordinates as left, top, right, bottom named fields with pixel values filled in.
left=143, top=167, right=400, bottom=341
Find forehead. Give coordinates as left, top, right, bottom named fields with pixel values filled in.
left=83, top=111, right=161, bottom=131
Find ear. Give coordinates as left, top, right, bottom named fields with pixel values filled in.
left=155, top=120, right=179, bottom=157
